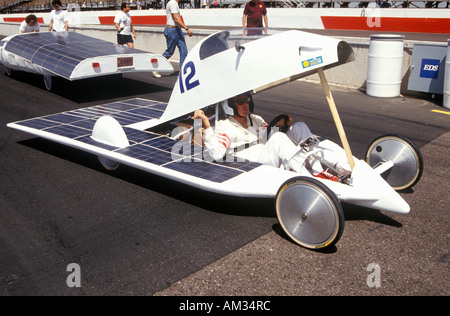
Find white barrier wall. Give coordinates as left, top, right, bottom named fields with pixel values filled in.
left=1, top=8, right=450, bottom=32
left=0, top=22, right=416, bottom=91
left=0, top=8, right=448, bottom=94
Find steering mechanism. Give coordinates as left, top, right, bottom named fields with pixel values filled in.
left=267, top=114, right=290, bottom=138
left=299, top=135, right=319, bottom=151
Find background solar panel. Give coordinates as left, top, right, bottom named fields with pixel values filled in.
left=5, top=32, right=150, bottom=79
left=11, top=98, right=261, bottom=183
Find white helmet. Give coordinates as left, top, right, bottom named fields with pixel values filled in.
left=220, top=92, right=254, bottom=117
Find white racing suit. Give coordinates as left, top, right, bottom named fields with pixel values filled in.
left=203, top=114, right=320, bottom=174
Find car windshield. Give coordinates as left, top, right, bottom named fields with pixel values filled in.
left=199, top=28, right=285, bottom=60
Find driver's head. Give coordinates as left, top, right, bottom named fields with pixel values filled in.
left=228, top=92, right=254, bottom=118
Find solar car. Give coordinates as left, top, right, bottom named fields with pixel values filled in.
left=0, top=31, right=173, bottom=90
left=7, top=29, right=423, bottom=249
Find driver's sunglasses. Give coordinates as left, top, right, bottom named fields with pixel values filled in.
left=233, top=96, right=250, bottom=106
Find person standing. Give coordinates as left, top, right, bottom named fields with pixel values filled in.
left=162, top=0, right=192, bottom=68
left=20, top=14, right=40, bottom=33
left=48, top=0, right=68, bottom=32
left=242, top=0, right=268, bottom=35
left=114, top=3, right=136, bottom=48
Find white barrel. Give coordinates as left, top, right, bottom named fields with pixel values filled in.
left=444, top=39, right=450, bottom=109
left=367, top=34, right=405, bottom=97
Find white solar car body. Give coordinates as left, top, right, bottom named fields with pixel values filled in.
left=0, top=32, right=173, bottom=89
left=7, top=29, right=423, bottom=249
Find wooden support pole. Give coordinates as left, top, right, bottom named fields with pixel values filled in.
left=317, top=68, right=356, bottom=171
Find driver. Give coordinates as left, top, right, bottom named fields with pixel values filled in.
left=192, top=92, right=319, bottom=174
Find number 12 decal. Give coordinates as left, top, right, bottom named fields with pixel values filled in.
left=179, top=61, right=200, bottom=94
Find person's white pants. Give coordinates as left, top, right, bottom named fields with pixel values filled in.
left=257, top=122, right=319, bottom=173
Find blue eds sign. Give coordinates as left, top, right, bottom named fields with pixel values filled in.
left=420, top=58, right=440, bottom=79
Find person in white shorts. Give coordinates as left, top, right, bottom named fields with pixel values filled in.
left=114, top=3, right=161, bottom=78
left=114, top=2, right=136, bottom=48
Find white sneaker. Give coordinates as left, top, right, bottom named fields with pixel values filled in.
left=152, top=71, right=161, bottom=78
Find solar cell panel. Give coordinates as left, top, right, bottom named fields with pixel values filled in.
left=123, top=127, right=160, bottom=143
left=44, top=112, right=87, bottom=124
left=4, top=32, right=154, bottom=80
left=15, top=117, right=62, bottom=130
left=9, top=98, right=262, bottom=183
left=165, top=160, right=243, bottom=183
left=75, top=135, right=123, bottom=151
left=45, top=124, right=90, bottom=139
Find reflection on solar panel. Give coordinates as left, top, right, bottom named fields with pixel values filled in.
left=10, top=98, right=261, bottom=183
left=4, top=32, right=150, bottom=79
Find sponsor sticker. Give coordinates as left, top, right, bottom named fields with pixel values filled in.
left=420, top=58, right=440, bottom=79
left=302, top=56, right=323, bottom=69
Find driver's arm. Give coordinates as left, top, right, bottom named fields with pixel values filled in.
left=193, top=110, right=231, bottom=161
left=192, top=110, right=210, bottom=129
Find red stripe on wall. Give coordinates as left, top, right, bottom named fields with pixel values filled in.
left=98, top=16, right=115, bottom=25
left=321, top=17, right=450, bottom=34
left=99, top=15, right=171, bottom=26
left=4, top=17, right=44, bottom=24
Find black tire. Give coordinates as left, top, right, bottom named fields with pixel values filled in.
left=98, top=156, right=120, bottom=171
left=275, top=176, right=345, bottom=250
left=5, top=66, right=13, bottom=77
left=365, top=135, right=423, bottom=191
left=43, top=75, right=52, bottom=91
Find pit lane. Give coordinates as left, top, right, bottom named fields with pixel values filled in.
left=0, top=57, right=448, bottom=296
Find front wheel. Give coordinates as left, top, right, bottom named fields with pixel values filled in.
left=365, top=135, right=423, bottom=191
left=275, top=177, right=345, bottom=250
left=98, top=156, right=120, bottom=171
left=43, top=75, right=52, bottom=91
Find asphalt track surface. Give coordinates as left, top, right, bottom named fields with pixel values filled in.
left=0, top=32, right=449, bottom=297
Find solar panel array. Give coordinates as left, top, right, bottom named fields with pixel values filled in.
left=12, top=98, right=261, bottom=183
left=5, top=32, right=147, bottom=79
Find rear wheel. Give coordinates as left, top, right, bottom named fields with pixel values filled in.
left=365, top=135, right=423, bottom=191
left=276, top=177, right=345, bottom=250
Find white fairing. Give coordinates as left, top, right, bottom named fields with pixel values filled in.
left=0, top=36, right=54, bottom=76
left=155, top=29, right=353, bottom=127
left=0, top=32, right=173, bottom=80
left=307, top=140, right=410, bottom=214
left=91, top=116, right=130, bottom=148
left=6, top=29, right=412, bottom=216
left=221, top=138, right=410, bottom=214
left=70, top=54, right=171, bottom=80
